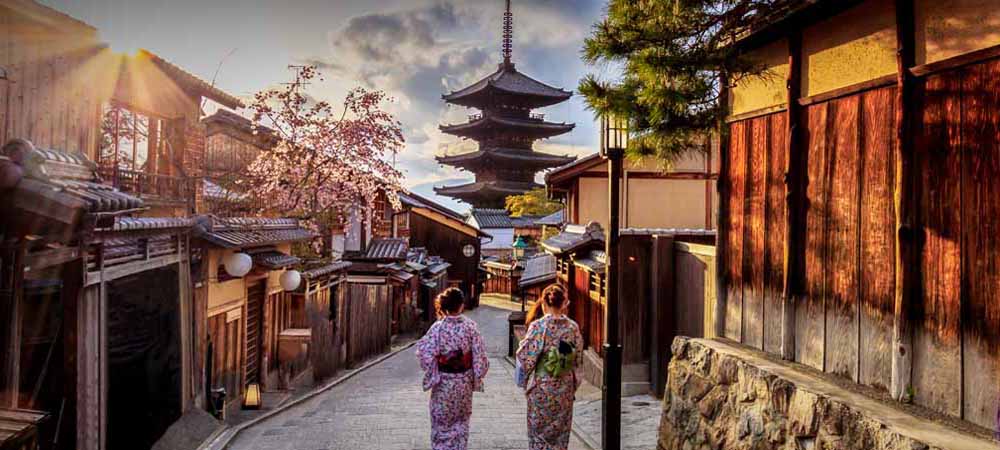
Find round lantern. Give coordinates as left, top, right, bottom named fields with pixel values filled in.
left=280, top=270, right=302, bottom=292
left=223, top=252, right=252, bottom=278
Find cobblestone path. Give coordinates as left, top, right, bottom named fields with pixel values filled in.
left=226, top=305, right=588, bottom=450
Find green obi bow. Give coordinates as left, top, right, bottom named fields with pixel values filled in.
left=537, top=340, right=576, bottom=378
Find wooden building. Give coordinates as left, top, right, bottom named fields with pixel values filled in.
left=546, top=152, right=718, bottom=231
left=0, top=0, right=240, bottom=220
left=716, top=0, right=1000, bottom=429
left=434, top=2, right=576, bottom=208
left=192, top=217, right=312, bottom=414
left=392, top=191, right=485, bottom=304
left=201, top=109, right=275, bottom=216
left=1, top=142, right=195, bottom=450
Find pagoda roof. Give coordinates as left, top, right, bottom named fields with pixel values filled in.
left=436, top=147, right=576, bottom=171
left=434, top=180, right=541, bottom=206
left=440, top=115, right=574, bottom=140
left=443, top=63, right=572, bottom=109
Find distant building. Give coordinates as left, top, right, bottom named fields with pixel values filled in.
left=546, top=152, right=718, bottom=231
left=434, top=1, right=575, bottom=208
left=467, top=208, right=542, bottom=260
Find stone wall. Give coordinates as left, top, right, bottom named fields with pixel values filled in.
left=658, top=337, right=994, bottom=450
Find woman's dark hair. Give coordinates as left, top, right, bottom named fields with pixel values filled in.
left=541, top=284, right=567, bottom=308
left=435, top=288, right=465, bottom=316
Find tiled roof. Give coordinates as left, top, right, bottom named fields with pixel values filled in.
left=470, top=208, right=515, bottom=228
left=112, top=217, right=193, bottom=231
left=140, top=50, right=243, bottom=109
left=301, top=260, right=352, bottom=279
left=194, top=216, right=314, bottom=248
left=443, top=63, right=572, bottom=109
left=14, top=145, right=145, bottom=214
left=573, top=250, right=606, bottom=272
left=397, top=191, right=465, bottom=220
left=435, top=180, right=541, bottom=198
left=541, top=222, right=605, bottom=255
left=248, top=250, right=301, bottom=269
left=363, top=238, right=409, bottom=260
left=535, top=209, right=565, bottom=227
left=436, top=147, right=575, bottom=171
left=519, top=254, right=556, bottom=288
left=440, top=115, right=575, bottom=140
left=545, top=153, right=603, bottom=186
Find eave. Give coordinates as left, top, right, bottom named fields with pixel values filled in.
left=436, top=148, right=576, bottom=171
left=440, top=115, right=575, bottom=140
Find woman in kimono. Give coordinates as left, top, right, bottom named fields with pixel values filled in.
left=416, top=288, right=489, bottom=450
left=516, top=284, right=584, bottom=450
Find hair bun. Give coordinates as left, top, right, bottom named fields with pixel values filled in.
left=436, top=287, right=465, bottom=315
left=542, top=284, right=567, bottom=308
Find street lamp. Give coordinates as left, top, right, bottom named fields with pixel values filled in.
left=600, top=113, right=628, bottom=450
left=512, top=235, right=528, bottom=312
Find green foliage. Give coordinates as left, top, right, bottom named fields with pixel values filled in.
left=580, top=0, right=781, bottom=161
left=505, top=188, right=563, bottom=217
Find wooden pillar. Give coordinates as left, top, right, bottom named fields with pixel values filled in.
left=648, top=235, right=674, bottom=397
left=0, top=241, right=25, bottom=408
left=781, top=31, right=805, bottom=361
left=713, top=72, right=731, bottom=338
left=891, top=0, right=917, bottom=402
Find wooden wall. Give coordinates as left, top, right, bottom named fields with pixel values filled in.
left=343, top=281, right=392, bottom=367
left=0, top=2, right=109, bottom=159
left=721, top=56, right=1000, bottom=428
left=408, top=212, right=480, bottom=301
left=306, top=280, right=344, bottom=381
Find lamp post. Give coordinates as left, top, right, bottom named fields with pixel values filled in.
left=600, top=113, right=628, bottom=450
left=513, top=235, right=528, bottom=312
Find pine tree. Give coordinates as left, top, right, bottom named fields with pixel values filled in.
left=505, top=188, right=562, bottom=218
left=580, top=0, right=783, bottom=161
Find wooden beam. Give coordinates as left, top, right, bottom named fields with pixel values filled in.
left=797, top=75, right=896, bottom=107
left=23, top=246, right=81, bottom=273
left=725, top=104, right=789, bottom=124
left=85, top=253, right=182, bottom=286
left=713, top=71, right=731, bottom=338
left=579, top=171, right=720, bottom=180
left=891, top=0, right=917, bottom=403
left=909, top=42, right=1000, bottom=78
left=781, top=31, right=805, bottom=361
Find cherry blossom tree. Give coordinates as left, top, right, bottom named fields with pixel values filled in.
left=242, top=66, right=403, bottom=253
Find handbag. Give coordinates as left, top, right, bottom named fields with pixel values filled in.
left=514, top=319, right=548, bottom=388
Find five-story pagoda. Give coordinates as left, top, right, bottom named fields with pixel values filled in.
left=435, top=0, right=576, bottom=208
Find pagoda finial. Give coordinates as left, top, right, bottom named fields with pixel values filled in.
left=502, top=0, right=513, bottom=66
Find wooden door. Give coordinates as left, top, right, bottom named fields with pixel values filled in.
left=245, top=282, right=265, bottom=383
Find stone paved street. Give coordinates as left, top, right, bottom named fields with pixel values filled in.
left=225, top=306, right=589, bottom=450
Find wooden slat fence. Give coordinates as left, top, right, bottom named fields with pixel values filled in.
left=343, top=282, right=392, bottom=367
left=720, top=56, right=1000, bottom=428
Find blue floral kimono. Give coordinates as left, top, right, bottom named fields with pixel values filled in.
left=515, top=314, right=584, bottom=450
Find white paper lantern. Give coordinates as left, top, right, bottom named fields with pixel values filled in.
left=280, top=270, right=302, bottom=292
left=223, top=252, right=253, bottom=278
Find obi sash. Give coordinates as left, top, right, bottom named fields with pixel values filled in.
left=437, top=350, right=473, bottom=374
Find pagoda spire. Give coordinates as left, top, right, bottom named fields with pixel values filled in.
left=503, top=0, right=513, bottom=65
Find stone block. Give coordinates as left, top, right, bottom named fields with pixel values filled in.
left=788, top=390, right=820, bottom=437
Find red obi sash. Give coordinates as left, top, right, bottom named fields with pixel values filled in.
left=437, top=350, right=473, bottom=374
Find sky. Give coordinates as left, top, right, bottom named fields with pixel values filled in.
left=41, top=0, right=612, bottom=213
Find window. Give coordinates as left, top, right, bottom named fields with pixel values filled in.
left=99, top=103, right=168, bottom=173
left=395, top=212, right=409, bottom=231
